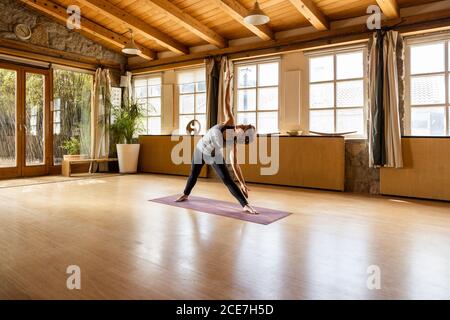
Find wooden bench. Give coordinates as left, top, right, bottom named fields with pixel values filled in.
left=61, top=158, right=118, bottom=177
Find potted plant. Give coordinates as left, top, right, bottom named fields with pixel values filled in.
left=61, top=137, right=87, bottom=161
left=110, top=99, right=144, bottom=173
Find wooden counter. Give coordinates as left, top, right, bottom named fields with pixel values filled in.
left=138, top=135, right=345, bottom=191
left=381, top=137, right=450, bottom=201
left=138, top=135, right=208, bottom=177
left=239, top=136, right=345, bottom=191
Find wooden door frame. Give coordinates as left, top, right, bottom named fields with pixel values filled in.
left=0, top=61, right=51, bottom=179
left=21, top=66, right=51, bottom=177
left=0, top=62, right=21, bottom=179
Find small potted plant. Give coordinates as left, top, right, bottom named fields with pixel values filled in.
left=110, top=99, right=144, bottom=173
left=61, top=137, right=85, bottom=161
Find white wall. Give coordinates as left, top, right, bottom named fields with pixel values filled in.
left=279, top=51, right=309, bottom=133
left=161, top=70, right=176, bottom=135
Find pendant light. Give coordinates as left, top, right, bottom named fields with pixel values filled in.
left=122, top=29, right=141, bottom=56
left=244, top=1, right=270, bottom=26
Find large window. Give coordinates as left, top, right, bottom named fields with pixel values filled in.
left=406, top=39, right=450, bottom=136
left=177, top=68, right=206, bottom=134
left=53, top=69, right=93, bottom=165
left=134, top=75, right=162, bottom=135
left=308, top=48, right=366, bottom=137
left=235, top=60, right=280, bottom=134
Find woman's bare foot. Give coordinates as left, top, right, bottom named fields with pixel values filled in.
left=175, top=194, right=189, bottom=202
left=243, top=204, right=258, bottom=215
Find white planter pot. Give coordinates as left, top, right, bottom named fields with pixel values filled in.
left=117, top=144, right=140, bottom=174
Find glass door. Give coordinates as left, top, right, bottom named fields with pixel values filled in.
left=0, top=65, right=19, bottom=179
left=21, top=69, right=50, bottom=176
left=0, top=63, right=50, bottom=179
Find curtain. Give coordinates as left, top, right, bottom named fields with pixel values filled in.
left=205, top=57, right=220, bottom=128
left=368, top=30, right=404, bottom=168
left=205, top=56, right=233, bottom=126
left=218, top=57, right=233, bottom=124
left=90, top=68, right=112, bottom=172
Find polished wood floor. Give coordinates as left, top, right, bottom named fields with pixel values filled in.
left=0, top=174, right=449, bottom=299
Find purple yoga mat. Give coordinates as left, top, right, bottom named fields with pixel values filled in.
left=149, top=195, right=291, bottom=225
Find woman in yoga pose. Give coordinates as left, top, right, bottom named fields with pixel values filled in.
left=176, top=101, right=258, bottom=214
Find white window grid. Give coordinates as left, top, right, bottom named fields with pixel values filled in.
left=233, top=58, right=281, bottom=134
left=110, top=87, right=122, bottom=109
left=404, top=35, right=450, bottom=136
left=133, top=75, right=162, bottom=135
left=53, top=98, right=61, bottom=135
left=307, top=46, right=368, bottom=139
left=178, top=80, right=206, bottom=133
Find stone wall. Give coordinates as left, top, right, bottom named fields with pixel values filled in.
left=345, top=140, right=380, bottom=194
left=0, top=0, right=125, bottom=65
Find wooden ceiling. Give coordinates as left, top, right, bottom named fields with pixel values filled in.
left=17, top=0, right=446, bottom=63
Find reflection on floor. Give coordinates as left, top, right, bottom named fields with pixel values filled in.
left=0, top=174, right=449, bottom=299
left=0, top=173, right=119, bottom=188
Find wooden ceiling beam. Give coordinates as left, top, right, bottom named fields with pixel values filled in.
left=18, top=0, right=155, bottom=60
left=76, top=0, right=189, bottom=54
left=143, top=0, right=227, bottom=48
left=215, top=0, right=274, bottom=41
left=129, top=8, right=450, bottom=73
left=288, top=0, right=329, bottom=30
left=376, top=0, right=400, bottom=18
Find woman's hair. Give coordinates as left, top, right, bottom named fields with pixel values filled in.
left=235, top=124, right=256, bottom=144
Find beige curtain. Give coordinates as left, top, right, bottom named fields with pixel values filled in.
left=90, top=68, right=112, bottom=172
left=368, top=30, right=403, bottom=168
left=205, top=58, right=215, bottom=128
left=218, top=57, right=233, bottom=124
left=384, top=31, right=403, bottom=168
left=205, top=56, right=234, bottom=126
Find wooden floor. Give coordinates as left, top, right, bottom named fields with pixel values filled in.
left=0, top=174, right=449, bottom=299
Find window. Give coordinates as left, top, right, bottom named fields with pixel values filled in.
left=134, top=75, right=162, bottom=135
left=177, top=68, right=206, bottom=134
left=235, top=60, right=280, bottom=134
left=53, top=98, right=61, bottom=135
left=110, top=87, right=122, bottom=109
left=29, top=105, right=38, bottom=136
left=308, top=49, right=367, bottom=137
left=53, top=69, right=93, bottom=165
left=406, top=39, right=449, bottom=136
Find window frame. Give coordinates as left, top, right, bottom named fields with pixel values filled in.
left=176, top=67, right=207, bottom=134
left=53, top=97, right=61, bottom=135
left=404, top=34, right=450, bottom=137
left=233, top=57, right=281, bottom=134
left=307, top=45, right=369, bottom=139
left=133, top=73, right=163, bottom=135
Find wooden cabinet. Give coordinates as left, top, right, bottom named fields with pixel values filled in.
left=138, top=135, right=345, bottom=191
